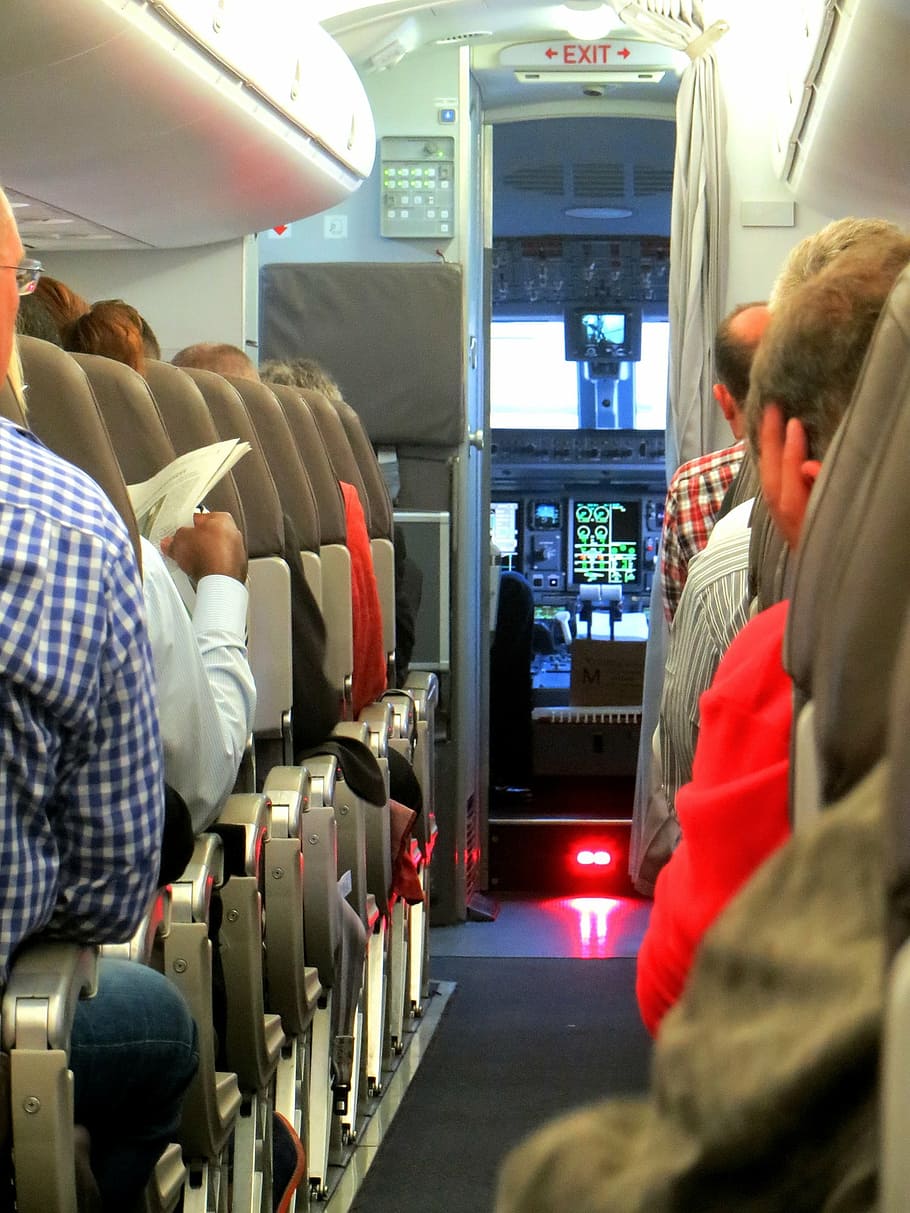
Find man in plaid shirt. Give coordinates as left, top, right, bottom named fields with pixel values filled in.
left=0, top=186, right=198, bottom=1206
left=660, top=303, right=769, bottom=623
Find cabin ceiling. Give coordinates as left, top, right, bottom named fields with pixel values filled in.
left=320, top=1, right=679, bottom=240
left=321, top=0, right=682, bottom=115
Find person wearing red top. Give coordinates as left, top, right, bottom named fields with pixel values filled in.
left=637, top=231, right=910, bottom=1035
left=637, top=598, right=792, bottom=1031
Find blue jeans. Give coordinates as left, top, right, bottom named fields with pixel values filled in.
left=70, top=958, right=199, bottom=1208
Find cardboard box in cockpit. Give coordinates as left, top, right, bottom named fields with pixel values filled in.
left=569, top=639, right=646, bottom=707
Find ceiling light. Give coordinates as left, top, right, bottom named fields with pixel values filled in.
left=565, top=206, right=634, bottom=219
left=556, top=2, right=616, bottom=41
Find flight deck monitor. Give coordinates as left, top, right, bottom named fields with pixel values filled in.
left=564, top=304, right=642, bottom=362
left=569, top=499, right=641, bottom=591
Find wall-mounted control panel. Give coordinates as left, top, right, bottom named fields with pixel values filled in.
left=380, top=136, right=455, bottom=239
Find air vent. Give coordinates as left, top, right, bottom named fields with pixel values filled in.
left=502, top=165, right=565, bottom=197
left=633, top=165, right=673, bottom=195
left=435, top=30, right=493, bottom=44
left=573, top=162, right=625, bottom=199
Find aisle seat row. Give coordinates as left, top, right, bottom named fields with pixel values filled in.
left=752, top=264, right=910, bottom=1209
left=0, top=333, right=439, bottom=1211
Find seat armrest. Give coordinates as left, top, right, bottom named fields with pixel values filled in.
left=212, top=793, right=269, bottom=878
left=170, top=834, right=224, bottom=925
left=2, top=943, right=97, bottom=1053
left=263, top=765, right=310, bottom=839
left=333, top=720, right=370, bottom=746
left=356, top=702, right=393, bottom=758
left=381, top=690, right=416, bottom=748
left=404, top=670, right=439, bottom=718
left=301, top=753, right=338, bottom=809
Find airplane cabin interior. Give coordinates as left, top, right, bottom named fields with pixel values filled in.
left=0, top=0, right=908, bottom=1210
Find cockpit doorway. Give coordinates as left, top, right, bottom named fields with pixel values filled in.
left=484, top=114, right=673, bottom=897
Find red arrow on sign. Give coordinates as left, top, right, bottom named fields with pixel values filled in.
left=273, top=224, right=288, bottom=235
left=617, top=47, right=631, bottom=58
left=545, top=47, right=558, bottom=58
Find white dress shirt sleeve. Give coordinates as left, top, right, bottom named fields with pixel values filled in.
left=141, top=538, right=256, bottom=832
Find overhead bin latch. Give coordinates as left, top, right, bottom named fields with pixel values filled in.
left=468, top=429, right=485, bottom=451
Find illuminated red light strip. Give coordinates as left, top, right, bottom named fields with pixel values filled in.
left=575, top=848, right=612, bottom=867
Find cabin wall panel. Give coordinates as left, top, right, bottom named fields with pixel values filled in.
left=40, top=241, right=248, bottom=361
left=710, top=0, right=832, bottom=310
left=258, top=45, right=462, bottom=269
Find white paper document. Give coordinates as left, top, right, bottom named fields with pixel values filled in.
left=127, top=439, right=250, bottom=547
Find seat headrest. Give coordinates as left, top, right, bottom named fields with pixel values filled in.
left=171, top=367, right=283, bottom=562
left=17, top=338, right=142, bottom=567
left=271, top=385, right=347, bottom=548
left=747, top=497, right=790, bottom=614
left=720, top=448, right=760, bottom=520
left=69, top=352, right=175, bottom=486
left=333, top=397, right=394, bottom=541
left=144, top=361, right=246, bottom=540
left=227, top=377, right=321, bottom=555
left=787, top=264, right=910, bottom=804
left=299, top=388, right=372, bottom=533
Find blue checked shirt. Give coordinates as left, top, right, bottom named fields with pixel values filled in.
left=0, top=418, right=164, bottom=978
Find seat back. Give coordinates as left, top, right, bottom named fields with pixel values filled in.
left=300, top=388, right=372, bottom=533
left=224, top=376, right=323, bottom=606
left=163, top=365, right=291, bottom=765
left=68, top=352, right=174, bottom=486
left=786, top=264, right=910, bottom=812
left=16, top=338, right=143, bottom=566
left=719, top=448, right=760, bottom=520
left=878, top=570, right=910, bottom=1213
left=333, top=398, right=394, bottom=542
left=301, top=388, right=388, bottom=712
left=332, top=397, right=398, bottom=670
left=747, top=496, right=790, bottom=615
left=273, top=385, right=354, bottom=707
left=172, top=370, right=284, bottom=562
left=0, top=372, right=26, bottom=425
left=143, top=361, right=245, bottom=533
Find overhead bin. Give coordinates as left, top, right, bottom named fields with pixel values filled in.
left=773, top=0, right=910, bottom=222
left=0, top=0, right=375, bottom=250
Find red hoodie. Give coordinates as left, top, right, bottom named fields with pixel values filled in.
left=340, top=481, right=387, bottom=717
left=636, top=600, right=793, bottom=1035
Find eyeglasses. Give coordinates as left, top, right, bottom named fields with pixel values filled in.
left=1, top=259, right=42, bottom=296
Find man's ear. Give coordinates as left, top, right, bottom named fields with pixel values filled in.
left=758, top=404, right=786, bottom=516
left=713, top=382, right=737, bottom=426
left=776, top=417, right=816, bottom=549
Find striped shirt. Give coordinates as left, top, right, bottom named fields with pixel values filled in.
left=660, top=441, right=745, bottom=622
left=659, top=510, right=752, bottom=816
left=0, top=419, right=163, bottom=978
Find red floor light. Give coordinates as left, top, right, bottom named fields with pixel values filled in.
left=575, top=847, right=612, bottom=867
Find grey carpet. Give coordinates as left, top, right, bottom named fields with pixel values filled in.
left=351, top=956, right=652, bottom=1212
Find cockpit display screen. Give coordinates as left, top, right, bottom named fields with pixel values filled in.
left=570, top=499, right=641, bottom=588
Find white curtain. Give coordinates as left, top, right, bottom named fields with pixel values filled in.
left=615, top=1, right=729, bottom=890
left=615, top=0, right=729, bottom=473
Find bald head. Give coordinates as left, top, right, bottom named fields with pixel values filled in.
left=172, top=342, right=259, bottom=382
left=712, top=301, right=771, bottom=438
